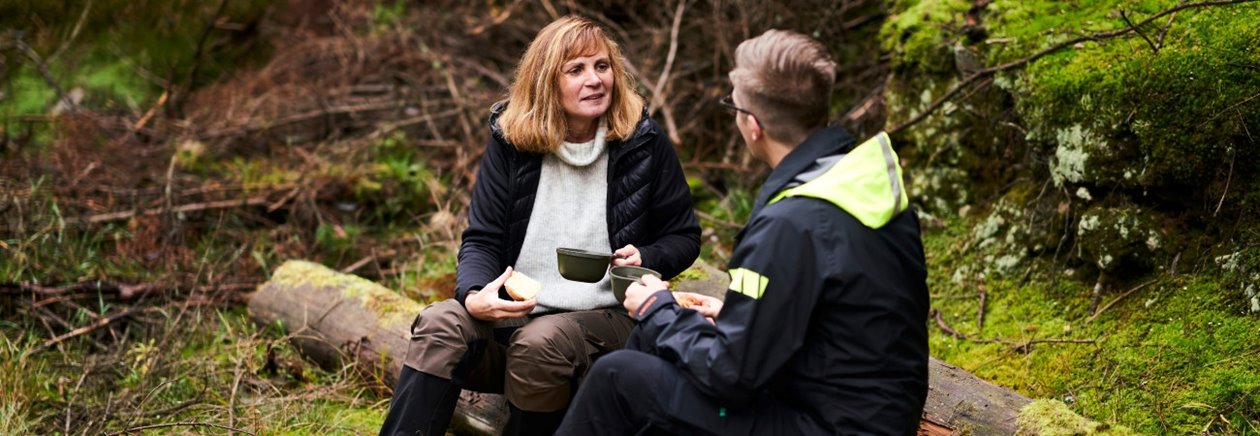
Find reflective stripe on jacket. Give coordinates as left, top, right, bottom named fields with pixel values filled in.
left=631, top=126, right=930, bottom=435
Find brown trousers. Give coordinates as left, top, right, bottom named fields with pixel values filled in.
left=403, top=299, right=635, bottom=412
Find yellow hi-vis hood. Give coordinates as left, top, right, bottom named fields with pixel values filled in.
left=768, top=132, right=909, bottom=229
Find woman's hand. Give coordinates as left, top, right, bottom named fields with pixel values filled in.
left=612, top=244, right=642, bottom=267
left=466, top=267, right=536, bottom=321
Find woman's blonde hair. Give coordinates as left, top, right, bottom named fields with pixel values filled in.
left=499, top=16, right=644, bottom=153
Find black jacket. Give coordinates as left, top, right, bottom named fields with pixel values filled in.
left=455, top=103, right=701, bottom=305
left=630, top=126, right=930, bottom=435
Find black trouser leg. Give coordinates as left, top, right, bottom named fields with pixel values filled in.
left=504, top=403, right=568, bottom=436
left=556, top=350, right=819, bottom=436
left=379, top=366, right=462, bottom=436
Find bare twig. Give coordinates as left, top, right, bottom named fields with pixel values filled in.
left=1087, top=279, right=1159, bottom=323
left=1120, top=10, right=1160, bottom=53
left=341, top=248, right=398, bottom=274
left=26, top=303, right=110, bottom=351
left=842, top=83, right=885, bottom=124
left=933, top=309, right=967, bottom=339
left=977, top=283, right=988, bottom=332
left=199, top=101, right=401, bottom=139
left=106, top=421, right=255, bottom=436
left=889, top=0, right=1260, bottom=135
left=176, top=0, right=231, bottom=115
left=3, top=281, right=258, bottom=300
left=1001, top=337, right=1096, bottom=353
left=693, top=210, right=743, bottom=230
left=228, top=340, right=248, bottom=435
left=539, top=0, right=561, bottom=20
left=132, top=90, right=170, bottom=132
left=66, top=196, right=271, bottom=225
left=13, top=38, right=76, bottom=112
left=1089, top=274, right=1105, bottom=316
left=649, top=0, right=686, bottom=114
left=34, top=307, right=154, bottom=353
left=48, top=0, right=94, bottom=62
left=1155, top=10, right=1179, bottom=49
left=1213, top=150, right=1235, bottom=217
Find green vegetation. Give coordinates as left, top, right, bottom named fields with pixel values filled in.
left=925, top=217, right=1260, bottom=432
left=1, top=0, right=273, bottom=136
left=0, top=306, right=386, bottom=434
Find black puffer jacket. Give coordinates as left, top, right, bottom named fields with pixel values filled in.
left=455, top=103, right=701, bottom=305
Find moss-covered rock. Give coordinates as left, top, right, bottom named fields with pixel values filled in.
left=1016, top=399, right=1135, bottom=435
left=883, top=0, right=1260, bottom=283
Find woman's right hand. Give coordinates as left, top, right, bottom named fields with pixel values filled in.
left=466, top=267, right=537, bottom=321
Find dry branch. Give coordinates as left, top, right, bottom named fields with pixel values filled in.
left=3, top=281, right=258, bottom=300
left=65, top=196, right=270, bottom=225
left=34, top=307, right=155, bottom=353
left=106, top=421, right=255, bottom=436
left=1087, top=279, right=1159, bottom=323
left=934, top=308, right=967, bottom=339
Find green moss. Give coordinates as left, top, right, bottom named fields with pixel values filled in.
left=881, top=0, right=973, bottom=74
left=924, top=216, right=1260, bottom=433
left=672, top=264, right=712, bottom=283
left=1012, top=2, right=1260, bottom=187
left=1016, top=399, right=1135, bottom=435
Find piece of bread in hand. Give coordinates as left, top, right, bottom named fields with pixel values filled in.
left=674, top=292, right=704, bottom=309
left=504, top=271, right=541, bottom=301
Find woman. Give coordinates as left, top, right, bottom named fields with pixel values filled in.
left=380, top=16, right=700, bottom=436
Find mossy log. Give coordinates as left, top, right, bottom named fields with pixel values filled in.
left=249, top=260, right=1050, bottom=435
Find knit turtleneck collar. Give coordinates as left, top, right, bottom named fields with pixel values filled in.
left=555, top=123, right=608, bottom=167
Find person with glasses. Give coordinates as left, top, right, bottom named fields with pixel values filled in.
left=379, top=16, right=700, bottom=436
left=556, top=29, right=930, bottom=435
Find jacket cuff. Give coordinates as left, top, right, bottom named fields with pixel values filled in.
left=633, top=289, right=676, bottom=320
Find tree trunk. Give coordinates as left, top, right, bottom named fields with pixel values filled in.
left=248, top=260, right=1032, bottom=435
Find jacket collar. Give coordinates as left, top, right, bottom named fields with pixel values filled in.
left=749, top=125, right=856, bottom=219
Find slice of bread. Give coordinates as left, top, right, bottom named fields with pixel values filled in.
left=674, top=292, right=702, bottom=309
left=504, top=271, right=541, bottom=301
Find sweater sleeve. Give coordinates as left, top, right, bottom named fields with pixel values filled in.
left=455, top=134, right=513, bottom=305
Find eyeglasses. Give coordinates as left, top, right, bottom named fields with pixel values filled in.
left=719, top=94, right=763, bottom=129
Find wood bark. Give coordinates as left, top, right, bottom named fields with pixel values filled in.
left=249, top=260, right=1032, bottom=435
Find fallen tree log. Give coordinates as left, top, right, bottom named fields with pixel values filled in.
left=250, top=260, right=1084, bottom=435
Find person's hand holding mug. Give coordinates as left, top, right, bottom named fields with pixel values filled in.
left=623, top=272, right=665, bottom=317
left=612, top=244, right=642, bottom=267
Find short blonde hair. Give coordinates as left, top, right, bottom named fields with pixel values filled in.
left=499, top=16, right=645, bottom=153
left=729, top=29, right=836, bottom=145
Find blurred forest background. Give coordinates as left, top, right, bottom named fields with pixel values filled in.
left=1, top=0, right=1258, bottom=434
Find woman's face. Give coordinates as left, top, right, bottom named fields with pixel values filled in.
left=558, top=48, right=613, bottom=130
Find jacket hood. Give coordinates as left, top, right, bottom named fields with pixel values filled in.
left=768, top=131, right=909, bottom=229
